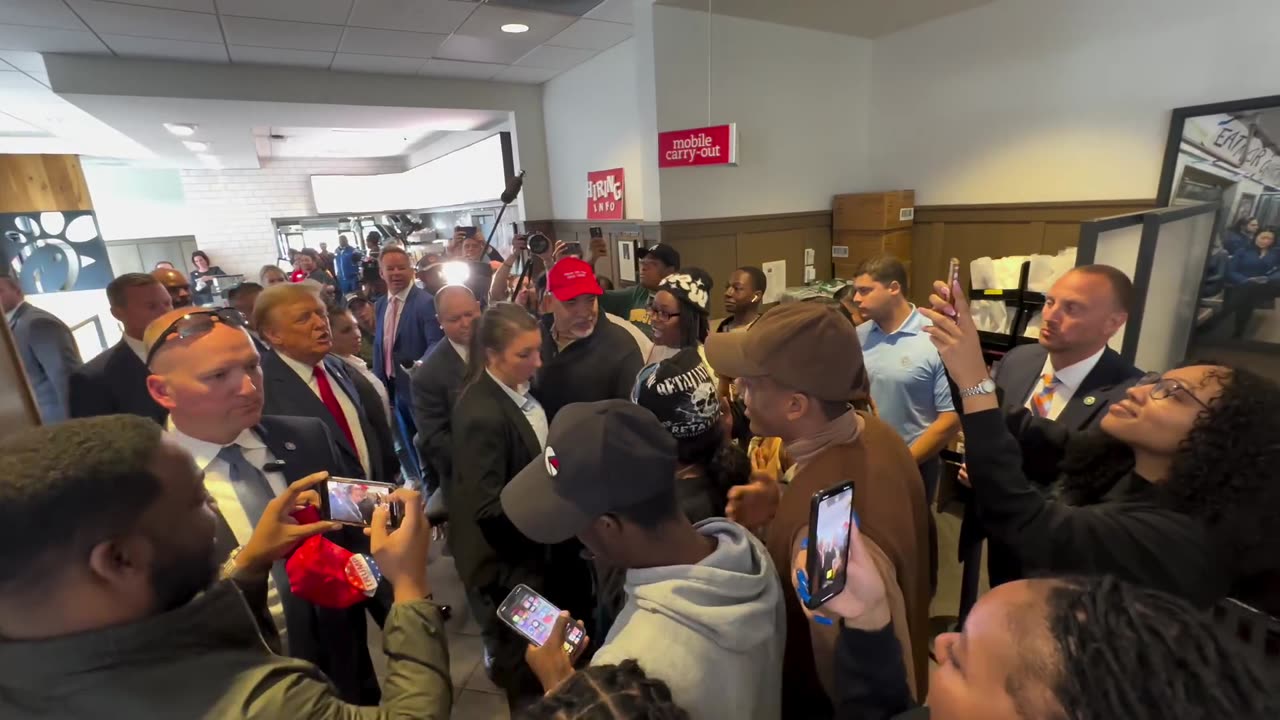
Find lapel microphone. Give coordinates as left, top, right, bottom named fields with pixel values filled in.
left=263, top=460, right=287, bottom=472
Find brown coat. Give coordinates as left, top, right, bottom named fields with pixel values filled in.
left=767, top=412, right=931, bottom=714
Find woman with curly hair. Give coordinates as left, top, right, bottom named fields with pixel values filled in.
left=918, top=277, right=1280, bottom=615
left=521, top=660, right=690, bottom=720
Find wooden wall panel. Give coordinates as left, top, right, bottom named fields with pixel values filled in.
left=656, top=211, right=832, bottom=292
left=0, top=154, right=93, bottom=213
left=662, top=233, right=737, bottom=287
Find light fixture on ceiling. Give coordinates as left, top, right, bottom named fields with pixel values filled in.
left=183, top=140, right=209, bottom=152
left=501, top=23, right=530, bottom=33
left=164, top=123, right=198, bottom=137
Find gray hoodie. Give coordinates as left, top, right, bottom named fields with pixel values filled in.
left=591, top=518, right=786, bottom=720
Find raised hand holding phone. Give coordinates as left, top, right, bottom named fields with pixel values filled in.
left=365, top=489, right=432, bottom=603
left=525, top=611, right=591, bottom=692
left=233, top=472, right=342, bottom=576
left=792, top=511, right=891, bottom=631
left=918, top=276, right=989, bottom=390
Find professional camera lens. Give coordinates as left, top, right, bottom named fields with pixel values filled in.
left=527, top=232, right=550, bottom=255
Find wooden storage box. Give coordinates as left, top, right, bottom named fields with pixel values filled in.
left=833, top=190, right=915, bottom=231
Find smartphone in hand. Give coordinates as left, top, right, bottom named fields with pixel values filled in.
left=322, top=477, right=402, bottom=529
left=498, top=584, right=586, bottom=654
left=947, top=257, right=961, bottom=311
left=805, top=481, right=856, bottom=609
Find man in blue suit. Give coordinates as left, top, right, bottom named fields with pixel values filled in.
left=373, top=246, right=442, bottom=485
left=2, top=274, right=83, bottom=423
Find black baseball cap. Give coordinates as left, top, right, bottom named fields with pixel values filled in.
left=501, top=400, right=677, bottom=544
left=636, top=243, right=680, bottom=269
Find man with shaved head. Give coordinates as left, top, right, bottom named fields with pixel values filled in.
left=411, top=284, right=480, bottom=489
left=151, top=267, right=192, bottom=308
left=143, top=307, right=386, bottom=703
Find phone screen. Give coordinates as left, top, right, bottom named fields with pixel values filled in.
left=947, top=257, right=961, bottom=307
left=498, top=585, right=585, bottom=651
left=324, top=478, right=400, bottom=528
left=811, top=483, right=855, bottom=601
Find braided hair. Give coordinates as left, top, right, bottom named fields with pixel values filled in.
left=1040, top=576, right=1278, bottom=720
left=520, top=661, right=691, bottom=720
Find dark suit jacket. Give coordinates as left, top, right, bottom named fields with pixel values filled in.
left=10, top=302, right=82, bottom=423
left=994, top=344, right=1143, bottom=431
left=249, top=415, right=389, bottom=704
left=260, top=349, right=399, bottom=485
left=69, top=340, right=166, bottom=423
left=373, top=285, right=444, bottom=402
left=410, top=339, right=467, bottom=483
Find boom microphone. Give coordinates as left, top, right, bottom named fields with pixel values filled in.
left=500, top=170, right=526, bottom=205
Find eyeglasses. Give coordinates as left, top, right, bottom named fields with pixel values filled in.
left=646, top=304, right=680, bottom=322
left=1136, top=371, right=1211, bottom=412
left=145, top=308, right=248, bottom=367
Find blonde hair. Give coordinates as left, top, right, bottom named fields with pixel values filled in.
left=252, top=280, right=324, bottom=332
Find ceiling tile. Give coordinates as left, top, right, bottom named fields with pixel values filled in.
left=486, top=0, right=600, bottom=15
left=584, top=0, right=632, bottom=24
left=546, top=18, right=630, bottom=50
left=330, top=52, right=424, bottom=74
left=221, top=16, right=343, bottom=51
left=228, top=44, right=334, bottom=67
left=0, top=50, right=47, bottom=72
left=453, top=4, right=575, bottom=44
left=516, top=44, right=595, bottom=70
left=493, top=65, right=560, bottom=84
left=420, top=58, right=505, bottom=80
left=433, top=33, right=535, bottom=65
left=0, top=0, right=87, bottom=30
left=348, top=0, right=476, bottom=34
left=0, top=25, right=110, bottom=53
left=338, top=27, right=446, bottom=58
left=66, top=0, right=222, bottom=42
left=216, top=0, right=355, bottom=25
left=99, top=0, right=216, bottom=11
left=101, top=34, right=229, bottom=62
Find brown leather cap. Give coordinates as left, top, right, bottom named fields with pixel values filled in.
left=705, top=301, right=867, bottom=402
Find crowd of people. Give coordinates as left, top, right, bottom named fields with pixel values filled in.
left=1, top=228, right=1279, bottom=719
left=1218, top=215, right=1280, bottom=337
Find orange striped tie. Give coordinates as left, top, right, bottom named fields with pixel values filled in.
left=1032, top=374, right=1059, bottom=418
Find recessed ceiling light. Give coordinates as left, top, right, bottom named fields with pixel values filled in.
left=183, top=140, right=209, bottom=152
left=501, top=23, right=529, bottom=33
left=164, top=123, right=197, bottom=137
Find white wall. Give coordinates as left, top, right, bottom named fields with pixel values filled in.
left=543, top=39, right=646, bottom=220
left=869, top=0, right=1280, bottom=205
left=652, top=6, right=873, bottom=221
left=178, top=157, right=401, bottom=276
left=81, top=165, right=194, bottom=241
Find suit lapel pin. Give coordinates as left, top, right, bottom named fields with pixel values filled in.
left=284, top=441, right=297, bottom=451
left=1083, top=396, right=1097, bottom=406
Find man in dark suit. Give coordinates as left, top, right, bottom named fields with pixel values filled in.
left=143, top=306, right=388, bottom=704
left=411, top=285, right=480, bottom=491
left=254, top=282, right=399, bottom=486
left=70, top=273, right=172, bottom=423
left=373, top=246, right=443, bottom=485
left=1, top=273, right=83, bottom=423
left=974, top=264, right=1145, bottom=589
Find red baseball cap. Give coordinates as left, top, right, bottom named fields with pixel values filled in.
left=547, top=257, right=603, bottom=301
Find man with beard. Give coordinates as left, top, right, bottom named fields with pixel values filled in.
left=0, top=416, right=451, bottom=718
left=151, top=267, right=193, bottom=308
left=533, top=257, right=644, bottom=420
left=139, top=307, right=386, bottom=703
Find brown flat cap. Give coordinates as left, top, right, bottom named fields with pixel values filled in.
left=705, top=301, right=866, bottom=402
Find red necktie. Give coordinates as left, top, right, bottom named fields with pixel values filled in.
left=314, top=365, right=357, bottom=455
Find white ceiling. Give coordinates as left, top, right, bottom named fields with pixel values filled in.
left=656, top=0, right=994, bottom=38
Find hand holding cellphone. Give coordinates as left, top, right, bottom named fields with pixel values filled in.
left=322, top=478, right=402, bottom=529
left=946, top=257, right=961, bottom=312
left=498, top=584, right=586, bottom=654
left=803, top=481, right=856, bottom=609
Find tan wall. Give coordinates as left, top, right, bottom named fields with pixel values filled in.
left=0, top=154, right=93, bottom=213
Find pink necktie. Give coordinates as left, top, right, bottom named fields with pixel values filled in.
left=383, top=296, right=401, bottom=377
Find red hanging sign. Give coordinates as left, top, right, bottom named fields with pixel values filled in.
left=657, top=124, right=738, bottom=168
left=587, top=168, right=625, bottom=220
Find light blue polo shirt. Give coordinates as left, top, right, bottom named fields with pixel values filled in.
left=856, top=307, right=954, bottom=448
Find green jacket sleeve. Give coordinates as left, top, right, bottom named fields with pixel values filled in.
left=599, top=288, right=637, bottom=319
left=248, top=601, right=452, bottom=719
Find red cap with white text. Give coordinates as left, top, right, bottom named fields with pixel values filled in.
left=547, top=257, right=603, bottom=302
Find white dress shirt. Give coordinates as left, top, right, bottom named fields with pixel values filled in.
left=123, top=334, right=147, bottom=363
left=488, top=369, right=548, bottom=449
left=165, top=419, right=288, bottom=632
left=278, top=352, right=372, bottom=479
left=1023, top=346, right=1106, bottom=421
left=449, top=338, right=470, bottom=364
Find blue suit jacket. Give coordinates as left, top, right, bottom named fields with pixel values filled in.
left=373, top=285, right=443, bottom=400
left=9, top=302, right=82, bottom=423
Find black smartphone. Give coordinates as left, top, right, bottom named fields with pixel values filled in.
left=561, top=241, right=584, bottom=257
left=497, top=584, right=586, bottom=653
left=805, top=480, right=856, bottom=609
left=323, top=477, right=401, bottom=529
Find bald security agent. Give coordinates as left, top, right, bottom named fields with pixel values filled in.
left=411, top=284, right=481, bottom=487
left=151, top=267, right=193, bottom=308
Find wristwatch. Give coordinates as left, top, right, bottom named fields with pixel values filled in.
left=220, top=546, right=244, bottom=580
left=959, top=378, right=997, bottom=398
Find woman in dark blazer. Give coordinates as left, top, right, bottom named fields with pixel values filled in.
left=189, top=250, right=225, bottom=306
left=918, top=277, right=1280, bottom=617
left=448, top=303, right=592, bottom=710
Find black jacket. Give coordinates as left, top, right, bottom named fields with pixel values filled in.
left=834, top=624, right=928, bottom=720
left=69, top=340, right=166, bottom=424
left=410, top=339, right=467, bottom=483
left=962, top=408, right=1227, bottom=607
left=533, top=313, right=644, bottom=420
left=260, top=349, right=400, bottom=485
